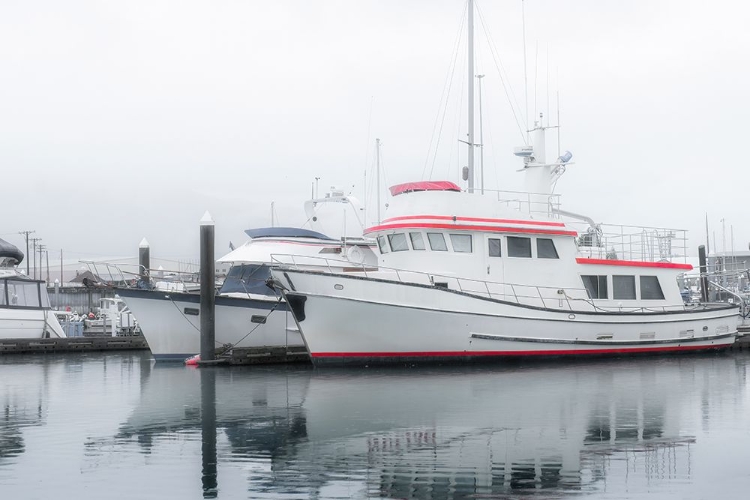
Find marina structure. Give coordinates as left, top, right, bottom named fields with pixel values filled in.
left=270, top=0, right=739, bottom=365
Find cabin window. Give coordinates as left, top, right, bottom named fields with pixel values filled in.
left=613, top=275, right=636, bottom=300
left=488, top=238, right=502, bottom=257
left=219, top=264, right=276, bottom=296
left=0, top=281, right=6, bottom=306
left=582, top=275, right=607, bottom=299
left=507, top=236, right=532, bottom=258
left=5, top=281, right=40, bottom=307
left=377, top=235, right=389, bottom=253
left=536, top=238, right=559, bottom=259
left=427, top=233, right=448, bottom=251
left=450, top=234, right=472, bottom=253
left=640, top=276, right=665, bottom=300
left=409, top=232, right=426, bottom=250
left=388, top=233, right=409, bottom=252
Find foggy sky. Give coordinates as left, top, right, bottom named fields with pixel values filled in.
left=2, top=0, right=749, bottom=272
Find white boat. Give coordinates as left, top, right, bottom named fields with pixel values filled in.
left=0, top=238, right=66, bottom=339
left=269, top=2, right=739, bottom=366
left=117, top=192, right=377, bottom=361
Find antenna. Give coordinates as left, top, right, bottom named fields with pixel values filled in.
left=533, top=42, right=539, bottom=124
left=522, top=0, right=529, bottom=141
left=546, top=45, right=550, bottom=127
left=376, top=138, right=381, bottom=224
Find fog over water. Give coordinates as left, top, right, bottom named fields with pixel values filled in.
left=2, top=0, right=749, bottom=266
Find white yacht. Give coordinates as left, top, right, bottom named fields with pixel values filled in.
left=117, top=192, right=377, bottom=361
left=269, top=2, right=738, bottom=366
left=0, top=238, right=66, bottom=339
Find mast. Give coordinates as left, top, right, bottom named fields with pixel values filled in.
left=467, top=0, right=475, bottom=193
left=376, top=138, right=381, bottom=224
left=477, top=74, right=485, bottom=194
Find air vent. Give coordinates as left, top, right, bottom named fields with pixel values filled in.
left=640, top=332, right=656, bottom=340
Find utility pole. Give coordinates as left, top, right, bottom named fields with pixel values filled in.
left=18, top=230, right=34, bottom=275
left=30, top=237, right=42, bottom=279
left=45, top=248, right=50, bottom=283
left=38, top=244, right=46, bottom=282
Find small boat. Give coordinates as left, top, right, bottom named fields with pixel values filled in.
left=0, top=238, right=66, bottom=339
left=117, top=192, right=377, bottom=361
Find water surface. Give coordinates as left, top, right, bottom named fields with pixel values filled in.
left=1, top=352, right=749, bottom=499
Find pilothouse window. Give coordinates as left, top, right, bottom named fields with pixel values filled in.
left=582, top=275, right=608, bottom=299
left=388, top=233, right=409, bottom=252
left=5, top=281, right=40, bottom=307
left=409, top=232, right=425, bottom=250
left=640, top=276, right=665, bottom=300
left=427, top=233, right=448, bottom=251
left=536, top=238, right=559, bottom=259
left=450, top=234, right=472, bottom=253
left=507, top=236, right=532, bottom=258
left=488, top=238, right=502, bottom=257
left=613, top=275, right=636, bottom=300
left=377, top=235, right=389, bottom=253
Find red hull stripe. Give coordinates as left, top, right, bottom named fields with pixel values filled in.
left=381, top=215, right=566, bottom=228
left=312, top=343, right=726, bottom=358
left=364, top=222, right=578, bottom=237
left=576, top=257, right=693, bottom=270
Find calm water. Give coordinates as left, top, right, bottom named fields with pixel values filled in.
left=1, top=352, right=750, bottom=499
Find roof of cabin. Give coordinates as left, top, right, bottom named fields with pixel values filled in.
left=244, top=227, right=335, bottom=241
left=389, top=181, right=462, bottom=197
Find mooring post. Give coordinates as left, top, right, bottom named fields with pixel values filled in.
left=200, top=212, right=216, bottom=362
left=54, top=279, right=60, bottom=310
left=698, top=245, right=709, bottom=303
left=139, top=238, right=150, bottom=288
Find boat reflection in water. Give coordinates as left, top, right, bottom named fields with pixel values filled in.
left=114, top=355, right=747, bottom=498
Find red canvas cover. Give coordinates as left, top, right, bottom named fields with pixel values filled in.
left=389, top=181, right=462, bottom=196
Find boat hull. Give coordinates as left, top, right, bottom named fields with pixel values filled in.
left=116, top=288, right=302, bottom=361
left=274, top=270, right=739, bottom=366
left=0, top=308, right=65, bottom=339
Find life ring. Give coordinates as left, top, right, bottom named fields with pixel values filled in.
left=346, top=245, right=365, bottom=264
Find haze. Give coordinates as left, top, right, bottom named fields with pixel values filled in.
left=2, top=0, right=748, bottom=273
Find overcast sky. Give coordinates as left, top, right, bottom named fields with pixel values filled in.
left=2, top=0, right=749, bottom=270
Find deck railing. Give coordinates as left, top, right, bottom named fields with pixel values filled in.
left=271, top=254, right=699, bottom=314
left=572, top=223, right=689, bottom=263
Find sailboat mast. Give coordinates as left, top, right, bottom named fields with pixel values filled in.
left=467, top=0, right=475, bottom=193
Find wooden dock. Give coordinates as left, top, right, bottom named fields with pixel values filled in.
left=0, top=335, right=149, bottom=354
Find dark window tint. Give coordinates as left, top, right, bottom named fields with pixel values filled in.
left=450, top=234, right=472, bottom=253
left=377, top=235, right=389, bottom=253
left=427, top=233, right=448, bottom=251
left=409, top=232, right=425, bottom=250
left=582, top=275, right=608, bottom=299
left=488, top=238, right=502, bottom=257
left=613, top=275, right=636, bottom=300
left=219, top=265, right=276, bottom=296
left=536, top=238, right=559, bottom=259
left=640, top=276, right=665, bottom=300
left=507, top=236, right=532, bottom=258
left=388, top=233, right=408, bottom=252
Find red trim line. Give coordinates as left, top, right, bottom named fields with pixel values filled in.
left=312, top=344, right=724, bottom=358
left=576, top=257, right=693, bottom=270
left=364, top=222, right=577, bottom=237
left=381, top=215, right=566, bottom=228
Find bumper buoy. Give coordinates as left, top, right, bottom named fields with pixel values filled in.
left=185, top=354, right=201, bottom=366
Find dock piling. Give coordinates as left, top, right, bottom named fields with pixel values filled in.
left=200, top=212, right=216, bottom=362
left=139, top=238, right=150, bottom=287
left=698, top=245, right=709, bottom=302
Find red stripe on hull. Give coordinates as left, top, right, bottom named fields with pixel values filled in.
left=381, top=215, right=566, bottom=228
left=364, top=222, right=577, bottom=237
left=312, top=343, right=730, bottom=358
left=576, top=257, right=693, bottom=270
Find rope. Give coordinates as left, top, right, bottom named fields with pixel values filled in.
left=421, top=1, right=466, bottom=180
